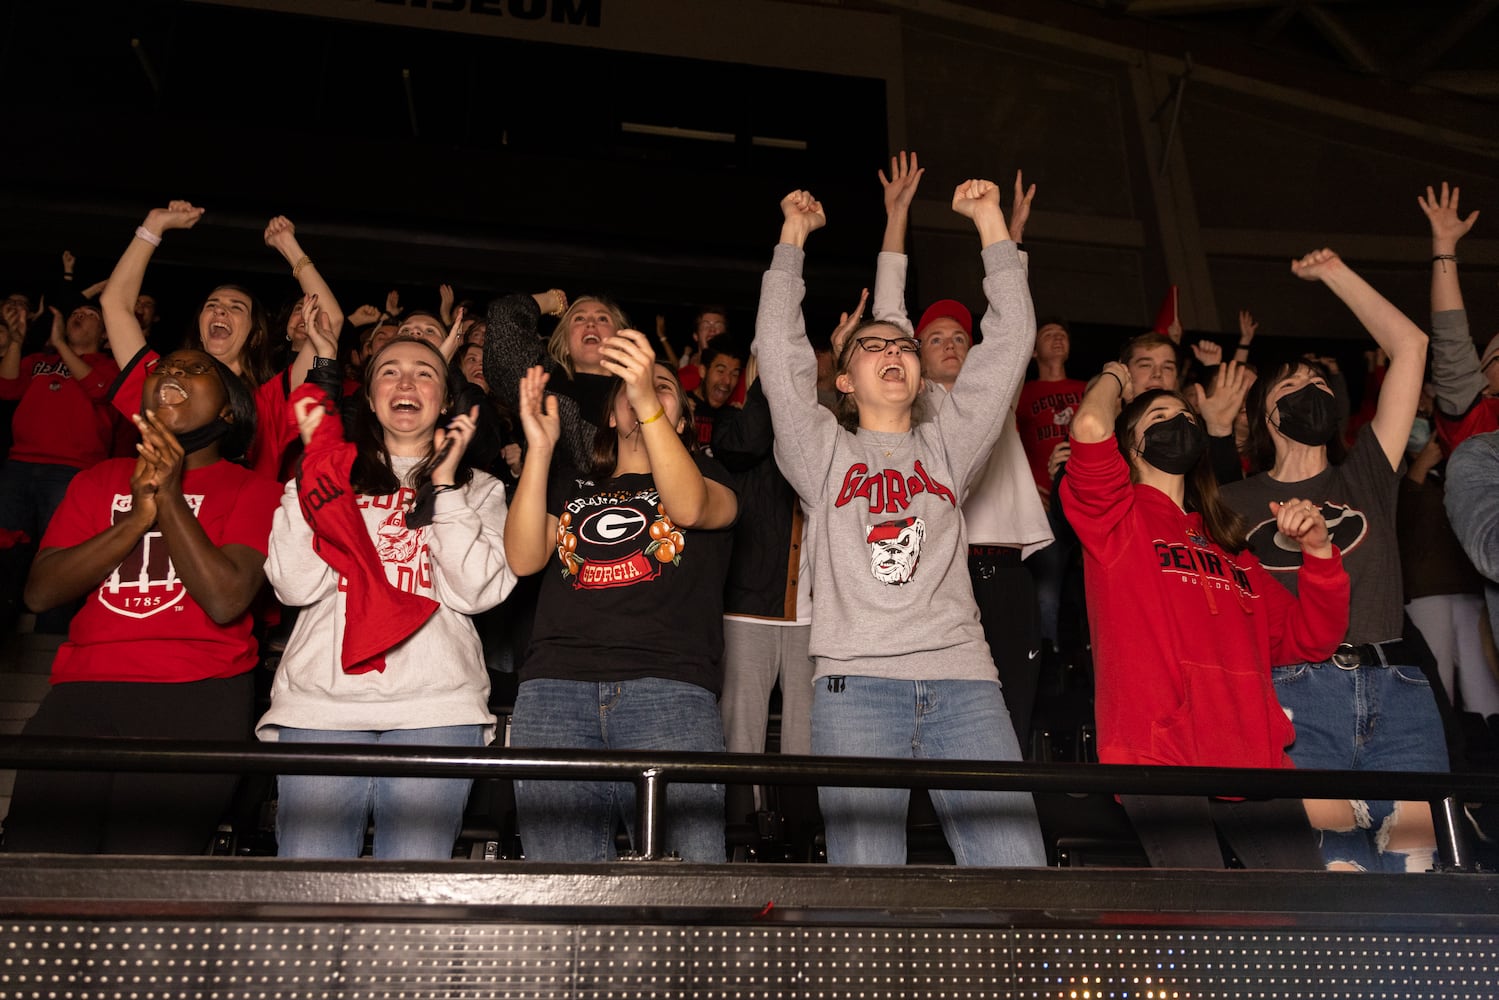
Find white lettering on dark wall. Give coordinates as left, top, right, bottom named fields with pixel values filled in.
left=372, top=0, right=602, bottom=27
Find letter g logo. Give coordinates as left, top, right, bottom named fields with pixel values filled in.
left=579, top=506, right=649, bottom=546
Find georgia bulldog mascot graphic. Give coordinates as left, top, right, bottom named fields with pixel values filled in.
left=866, top=516, right=925, bottom=585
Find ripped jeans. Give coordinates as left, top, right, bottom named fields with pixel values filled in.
left=1273, top=658, right=1449, bottom=872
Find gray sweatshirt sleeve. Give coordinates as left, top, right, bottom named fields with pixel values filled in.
left=873, top=251, right=915, bottom=335
left=426, top=473, right=518, bottom=615
left=938, top=241, right=1037, bottom=491
left=1430, top=308, right=1488, bottom=417
left=753, top=243, right=840, bottom=507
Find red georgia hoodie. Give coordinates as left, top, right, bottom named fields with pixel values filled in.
left=1060, top=436, right=1349, bottom=770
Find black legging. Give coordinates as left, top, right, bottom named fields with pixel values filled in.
left=4, top=674, right=253, bottom=855
left=1120, top=793, right=1326, bottom=870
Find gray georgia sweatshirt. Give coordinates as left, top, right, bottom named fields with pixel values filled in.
left=752, top=241, right=1035, bottom=682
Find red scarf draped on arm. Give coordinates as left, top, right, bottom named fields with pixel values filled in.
left=289, top=383, right=437, bottom=673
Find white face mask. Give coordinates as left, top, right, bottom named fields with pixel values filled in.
left=1407, top=415, right=1433, bottom=456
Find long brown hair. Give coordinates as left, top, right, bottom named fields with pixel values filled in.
left=351, top=336, right=473, bottom=497
left=188, top=284, right=275, bottom=388
left=547, top=295, right=631, bottom=376
left=1117, top=389, right=1248, bottom=553
left=589, top=364, right=694, bottom=477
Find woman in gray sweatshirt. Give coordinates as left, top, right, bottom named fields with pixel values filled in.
left=752, top=183, right=1045, bottom=866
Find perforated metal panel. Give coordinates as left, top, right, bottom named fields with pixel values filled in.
left=4, top=922, right=1497, bottom=998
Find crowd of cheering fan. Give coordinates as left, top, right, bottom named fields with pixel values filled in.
left=3, top=159, right=1498, bottom=872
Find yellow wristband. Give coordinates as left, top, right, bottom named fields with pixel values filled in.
left=638, top=406, right=667, bottom=425
left=292, top=255, right=312, bottom=279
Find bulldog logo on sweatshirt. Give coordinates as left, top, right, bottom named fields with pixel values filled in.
left=866, top=516, right=926, bottom=585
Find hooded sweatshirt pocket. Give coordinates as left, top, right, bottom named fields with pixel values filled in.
left=1148, top=659, right=1295, bottom=769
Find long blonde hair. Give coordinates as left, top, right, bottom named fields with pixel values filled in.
left=546, top=295, right=631, bottom=376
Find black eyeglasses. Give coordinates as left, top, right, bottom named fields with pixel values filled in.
left=855, top=336, right=920, bottom=354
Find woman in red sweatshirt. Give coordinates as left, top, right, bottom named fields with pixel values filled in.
left=1060, top=363, right=1349, bottom=869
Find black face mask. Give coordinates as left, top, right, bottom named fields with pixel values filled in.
left=1138, top=412, right=1207, bottom=475
left=172, top=416, right=233, bottom=455
left=1273, top=383, right=1339, bottom=446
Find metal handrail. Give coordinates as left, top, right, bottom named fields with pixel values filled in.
left=2, top=735, right=1495, bottom=866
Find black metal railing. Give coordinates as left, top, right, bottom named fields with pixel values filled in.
left=1, top=735, right=1495, bottom=867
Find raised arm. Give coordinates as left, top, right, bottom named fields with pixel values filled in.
left=422, top=404, right=518, bottom=612
left=1071, top=361, right=1132, bottom=444
left=940, top=178, right=1037, bottom=484
left=99, top=201, right=204, bottom=372
left=1290, top=249, right=1427, bottom=470
left=878, top=150, right=924, bottom=254
left=601, top=330, right=737, bottom=529
left=265, top=215, right=345, bottom=388
left=753, top=191, right=839, bottom=504
left=1233, top=310, right=1257, bottom=365
left=504, top=366, right=562, bottom=577
left=483, top=291, right=557, bottom=412
left=0, top=304, right=23, bottom=382
left=1057, top=362, right=1137, bottom=561
left=1418, top=182, right=1488, bottom=418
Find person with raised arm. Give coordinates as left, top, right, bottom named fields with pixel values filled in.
left=1418, top=182, right=1497, bottom=451
left=753, top=182, right=1044, bottom=867
left=3, top=348, right=281, bottom=854
left=255, top=311, right=516, bottom=860
left=483, top=287, right=632, bottom=477
left=0, top=300, right=121, bottom=633
left=866, top=152, right=1051, bottom=750
left=1061, top=360, right=1347, bottom=868
left=1222, top=249, right=1447, bottom=872
left=98, top=203, right=342, bottom=481
left=504, top=328, right=738, bottom=863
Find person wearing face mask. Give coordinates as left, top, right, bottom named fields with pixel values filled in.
left=4, top=350, right=281, bottom=854
left=1397, top=399, right=1499, bottom=733
left=1221, top=249, right=1448, bottom=873
left=1061, top=364, right=1348, bottom=869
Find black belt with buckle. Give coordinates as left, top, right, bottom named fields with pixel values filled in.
left=1331, top=640, right=1406, bottom=669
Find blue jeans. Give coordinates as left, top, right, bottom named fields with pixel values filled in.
left=811, top=676, right=1046, bottom=867
left=510, top=678, right=726, bottom=862
left=273, top=725, right=487, bottom=860
left=1273, top=659, right=1450, bottom=872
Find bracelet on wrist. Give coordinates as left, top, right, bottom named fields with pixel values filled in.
left=291, top=255, right=313, bottom=279
left=431, top=483, right=459, bottom=495
left=312, top=356, right=336, bottom=369
left=1103, top=370, right=1126, bottom=395
left=638, top=405, right=667, bottom=425
left=134, top=226, right=162, bottom=248
left=1237, top=340, right=1253, bottom=350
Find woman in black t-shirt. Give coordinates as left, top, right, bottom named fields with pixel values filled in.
left=1220, top=249, right=1447, bottom=873
left=503, top=329, right=739, bottom=862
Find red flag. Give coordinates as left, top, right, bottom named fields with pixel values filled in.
left=1152, top=285, right=1179, bottom=339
